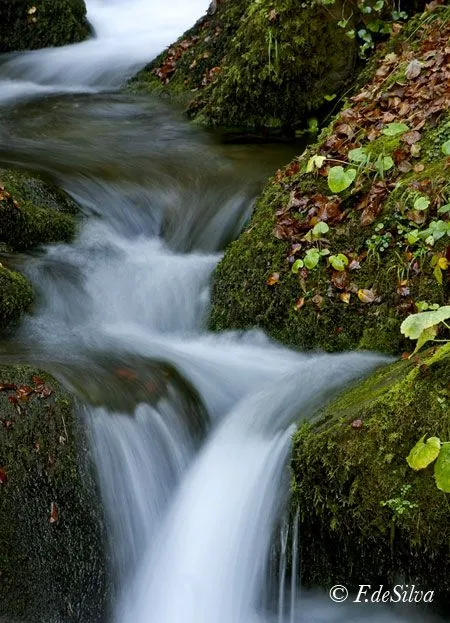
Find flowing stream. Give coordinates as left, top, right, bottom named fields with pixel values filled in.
left=0, top=2, right=440, bottom=622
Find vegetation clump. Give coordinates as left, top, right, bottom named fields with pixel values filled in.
left=129, top=0, right=357, bottom=131
left=291, top=343, right=450, bottom=602
left=0, top=365, right=108, bottom=622
left=0, top=266, right=33, bottom=333
left=0, top=168, right=79, bottom=332
left=0, top=0, right=92, bottom=53
left=210, top=5, right=450, bottom=355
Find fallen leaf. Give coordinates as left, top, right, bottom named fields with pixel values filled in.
left=0, top=468, right=7, bottom=484
left=358, top=288, right=376, bottom=303
left=405, top=59, right=423, bottom=80
left=49, top=502, right=59, bottom=524
left=267, top=273, right=280, bottom=286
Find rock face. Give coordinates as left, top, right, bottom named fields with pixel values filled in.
left=0, top=365, right=108, bottom=622
left=0, top=168, right=78, bottom=333
left=129, top=0, right=357, bottom=131
left=0, top=0, right=91, bottom=53
left=210, top=6, right=450, bottom=354
left=291, top=343, right=450, bottom=604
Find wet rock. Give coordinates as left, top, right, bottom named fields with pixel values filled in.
left=0, top=364, right=108, bottom=622
left=0, top=0, right=92, bottom=53
left=128, top=0, right=357, bottom=132
left=209, top=6, right=450, bottom=354
left=291, top=343, right=450, bottom=606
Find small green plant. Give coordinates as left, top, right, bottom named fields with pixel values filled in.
left=291, top=248, right=330, bottom=273
left=407, top=436, right=450, bottom=493
left=327, top=166, right=356, bottom=193
left=329, top=253, right=349, bottom=271
left=380, top=484, right=418, bottom=522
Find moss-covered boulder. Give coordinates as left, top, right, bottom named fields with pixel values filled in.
left=0, top=266, right=33, bottom=333
left=0, top=365, right=108, bottom=622
left=129, top=0, right=357, bottom=131
left=291, top=343, right=450, bottom=603
left=0, top=0, right=91, bottom=53
left=0, top=168, right=77, bottom=251
left=210, top=6, right=450, bottom=354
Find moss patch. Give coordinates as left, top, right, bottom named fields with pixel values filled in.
left=210, top=6, right=450, bottom=355
left=129, top=0, right=357, bottom=131
left=0, top=0, right=92, bottom=53
left=0, top=168, right=77, bottom=251
left=0, top=365, right=108, bottom=622
left=291, top=343, right=450, bottom=602
left=0, top=267, right=33, bottom=333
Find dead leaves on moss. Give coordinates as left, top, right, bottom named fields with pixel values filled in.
left=270, top=11, right=450, bottom=318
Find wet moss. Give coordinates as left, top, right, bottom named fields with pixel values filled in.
left=0, top=0, right=92, bottom=53
left=0, top=267, right=33, bottom=333
left=130, top=0, right=357, bottom=131
left=0, top=168, right=77, bottom=251
left=291, top=344, right=450, bottom=603
left=209, top=7, right=450, bottom=355
left=0, top=365, right=108, bottom=622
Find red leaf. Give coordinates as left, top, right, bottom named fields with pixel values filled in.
left=0, top=468, right=7, bottom=484
left=49, top=502, right=59, bottom=524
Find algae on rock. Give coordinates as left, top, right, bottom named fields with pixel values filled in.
left=129, top=0, right=357, bottom=131
left=0, top=365, right=108, bottom=622
left=0, top=267, right=33, bottom=334
left=291, top=343, right=450, bottom=603
left=0, top=168, right=77, bottom=251
left=0, top=0, right=91, bottom=53
left=210, top=6, right=450, bottom=355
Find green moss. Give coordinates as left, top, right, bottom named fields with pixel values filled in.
left=0, top=0, right=91, bottom=53
left=209, top=8, right=450, bottom=355
left=0, top=365, right=108, bottom=622
left=130, top=0, right=356, bottom=130
left=291, top=344, right=450, bottom=601
left=0, top=267, right=33, bottom=333
left=0, top=168, right=77, bottom=251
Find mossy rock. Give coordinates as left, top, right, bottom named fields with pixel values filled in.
left=291, top=343, right=450, bottom=604
left=129, top=0, right=357, bottom=131
left=0, top=365, right=108, bottom=622
left=0, top=0, right=91, bottom=53
left=0, top=168, right=77, bottom=251
left=210, top=6, right=450, bottom=355
left=0, top=266, right=33, bottom=333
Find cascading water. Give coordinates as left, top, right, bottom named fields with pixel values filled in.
left=0, top=3, right=442, bottom=623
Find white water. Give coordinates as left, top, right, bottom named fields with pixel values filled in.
left=0, top=4, right=440, bottom=623
left=0, top=0, right=210, bottom=103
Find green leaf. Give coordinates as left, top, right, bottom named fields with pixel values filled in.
left=406, top=230, right=420, bottom=245
left=400, top=306, right=450, bottom=339
left=433, top=265, right=443, bottom=285
left=382, top=122, right=409, bottom=136
left=291, top=259, right=304, bottom=274
left=382, top=156, right=394, bottom=170
left=437, top=204, right=450, bottom=214
left=306, top=155, right=326, bottom=173
left=348, top=147, right=368, bottom=164
left=311, top=221, right=329, bottom=237
left=407, top=435, right=441, bottom=470
left=435, top=443, right=450, bottom=493
left=411, top=325, right=438, bottom=355
left=329, top=253, right=349, bottom=271
left=413, top=196, right=430, bottom=211
left=374, top=0, right=384, bottom=10
left=441, top=140, right=450, bottom=156
left=327, top=166, right=357, bottom=193
left=324, top=94, right=336, bottom=102
left=304, top=249, right=321, bottom=270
